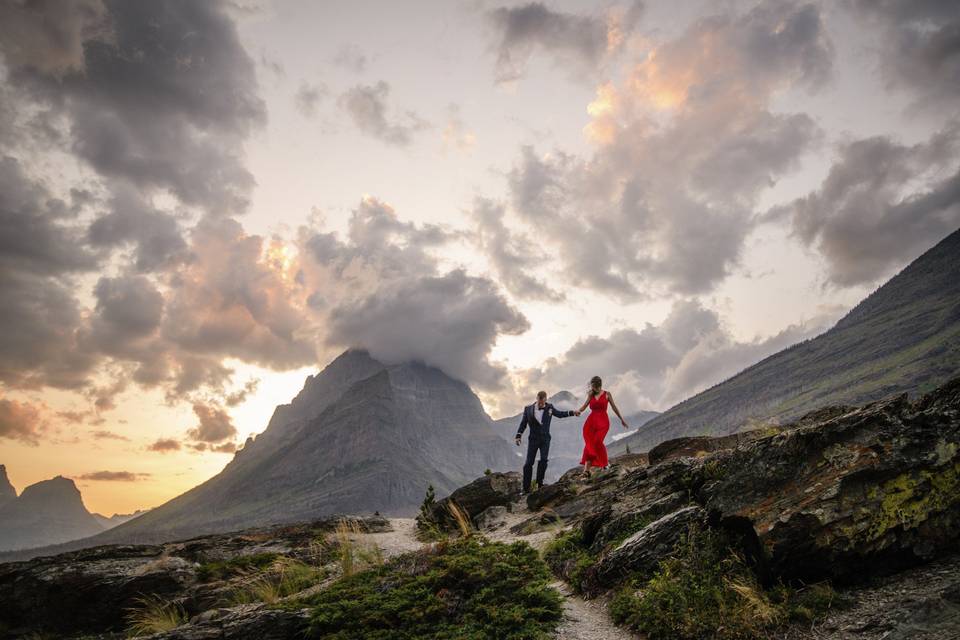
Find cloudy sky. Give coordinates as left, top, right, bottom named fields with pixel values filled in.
left=0, top=0, right=957, bottom=515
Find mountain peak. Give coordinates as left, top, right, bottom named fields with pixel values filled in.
left=549, top=391, right=579, bottom=408
left=0, top=465, right=16, bottom=504
left=18, top=476, right=83, bottom=506
left=0, top=475, right=102, bottom=552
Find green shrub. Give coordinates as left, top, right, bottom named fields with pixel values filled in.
left=542, top=528, right=595, bottom=592
left=197, top=552, right=280, bottom=582
left=415, top=484, right=443, bottom=541
left=609, top=526, right=842, bottom=640
left=298, top=537, right=562, bottom=639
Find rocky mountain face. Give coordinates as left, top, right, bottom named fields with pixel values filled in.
left=2, top=351, right=517, bottom=558
left=0, top=465, right=14, bottom=508
left=616, top=227, right=960, bottom=453
left=0, top=476, right=105, bottom=551
left=494, top=391, right=658, bottom=478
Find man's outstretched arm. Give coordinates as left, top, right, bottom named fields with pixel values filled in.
left=515, top=411, right=529, bottom=444
left=554, top=408, right=576, bottom=418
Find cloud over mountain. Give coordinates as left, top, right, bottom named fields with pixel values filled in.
left=484, top=0, right=832, bottom=300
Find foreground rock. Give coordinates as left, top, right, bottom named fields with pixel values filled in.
left=142, top=605, right=311, bottom=640
left=0, top=515, right=389, bottom=639
left=528, top=376, right=960, bottom=590
left=427, top=471, right=521, bottom=529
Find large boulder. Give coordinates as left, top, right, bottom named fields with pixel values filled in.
left=592, top=506, right=705, bottom=588
left=647, top=430, right=771, bottom=465
left=0, top=544, right=195, bottom=636
left=143, top=604, right=311, bottom=640
left=702, top=383, right=960, bottom=582
left=429, top=472, right=521, bottom=527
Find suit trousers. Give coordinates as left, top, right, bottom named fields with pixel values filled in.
left=522, top=433, right=551, bottom=492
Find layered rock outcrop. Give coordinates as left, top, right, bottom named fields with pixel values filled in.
left=529, top=377, right=960, bottom=591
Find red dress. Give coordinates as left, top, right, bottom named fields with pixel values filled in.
left=580, top=391, right=610, bottom=468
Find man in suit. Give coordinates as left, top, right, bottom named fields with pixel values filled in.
left=515, top=390, right=579, bottom=495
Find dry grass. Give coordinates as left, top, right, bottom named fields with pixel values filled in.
left=126, top=594, right=187, bottom=636
left=334, top=518, right=383, bottom=577
left=727, top=577, right=782, bottom=626
left=230, top=556, right=327, bottom=604
left=446, top=501, right=474, bottom=538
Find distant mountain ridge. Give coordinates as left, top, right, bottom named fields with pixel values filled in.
left=494, top=392, right=659, bottom=477
left=4, top=351, right=518, bottom=558
left=615, top=226, right=960, bottom=453
left=0, top=476, right=104, bottom=551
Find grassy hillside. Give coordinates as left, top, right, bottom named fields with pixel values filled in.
left=615, top=227, right=960, bottom=452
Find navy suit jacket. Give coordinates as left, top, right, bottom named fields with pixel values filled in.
left=516, top=403, right=575, bottom=439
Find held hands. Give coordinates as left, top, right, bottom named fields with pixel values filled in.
left=574, top=410, right=581, bottom=417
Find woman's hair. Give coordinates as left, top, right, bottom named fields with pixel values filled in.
left=589, top=376, right=602, bottom=396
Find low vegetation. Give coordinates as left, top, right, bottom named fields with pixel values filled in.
left=542, top=528, right=595, bottom=593
left=126, top=594, right=188, bottom=636
left=230, top=556, right=327, bottom=604
left=292, top=537, right=563, bottom=640
left=608, top=526, right=844, bottom=640
left=197, top=551, right=280, bottom=581
left=334, top=518, right=383, bottom=576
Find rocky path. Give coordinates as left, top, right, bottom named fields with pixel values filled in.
left=551, top=579, right=641, bottom=640
left=357, top=505, right=640, bottom=640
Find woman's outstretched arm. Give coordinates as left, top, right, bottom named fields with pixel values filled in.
left=607, top=392, right=629, bottom=428
left=576, top=396, right=590, bottom=416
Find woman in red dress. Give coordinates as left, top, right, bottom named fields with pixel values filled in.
left=576, top=376, right=629, bottom=477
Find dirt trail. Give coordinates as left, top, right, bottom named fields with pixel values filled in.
left=357, top=503, right=640, bottom=640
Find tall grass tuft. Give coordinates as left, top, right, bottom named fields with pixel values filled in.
left=230, top=556, right=326, bottom=604
left=126, top=594, right=187, bottom=636
left=446, top=500, right=473, bottom=538
left=335, top=518, right=383, bottom=576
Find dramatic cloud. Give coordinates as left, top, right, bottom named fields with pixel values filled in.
left=469, top=197, right=564, bottom=301
left=328, top=270, right=528, bottom=389
left=77, top=470, right=150, bottom=481
left=777, top=123, right=960, bottom=287
left=493, top=0, right=830, bottom=299
left=161, top=217, right=317, bottom=378
left=338, top=81, right=429, bottom=146
left=147, top=438, right=181, bottom=453
left=186, top=401, right=237, bottom=444
left=851, top=0, right=960, bottom=109
left=0, top=0, right=266, bottom=215
left=87, top=185, right=189, bottom=273
left=0, top=397, right=45, bottom=445
left=486, top=1, right=643, bottom=83
left=522, top=299, right=835, bottom=411
left=0, top=1, right=284, bottom=413
left=0, top=156, right=100, bottom=276
left=298, top=197, right=528, bottom=389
